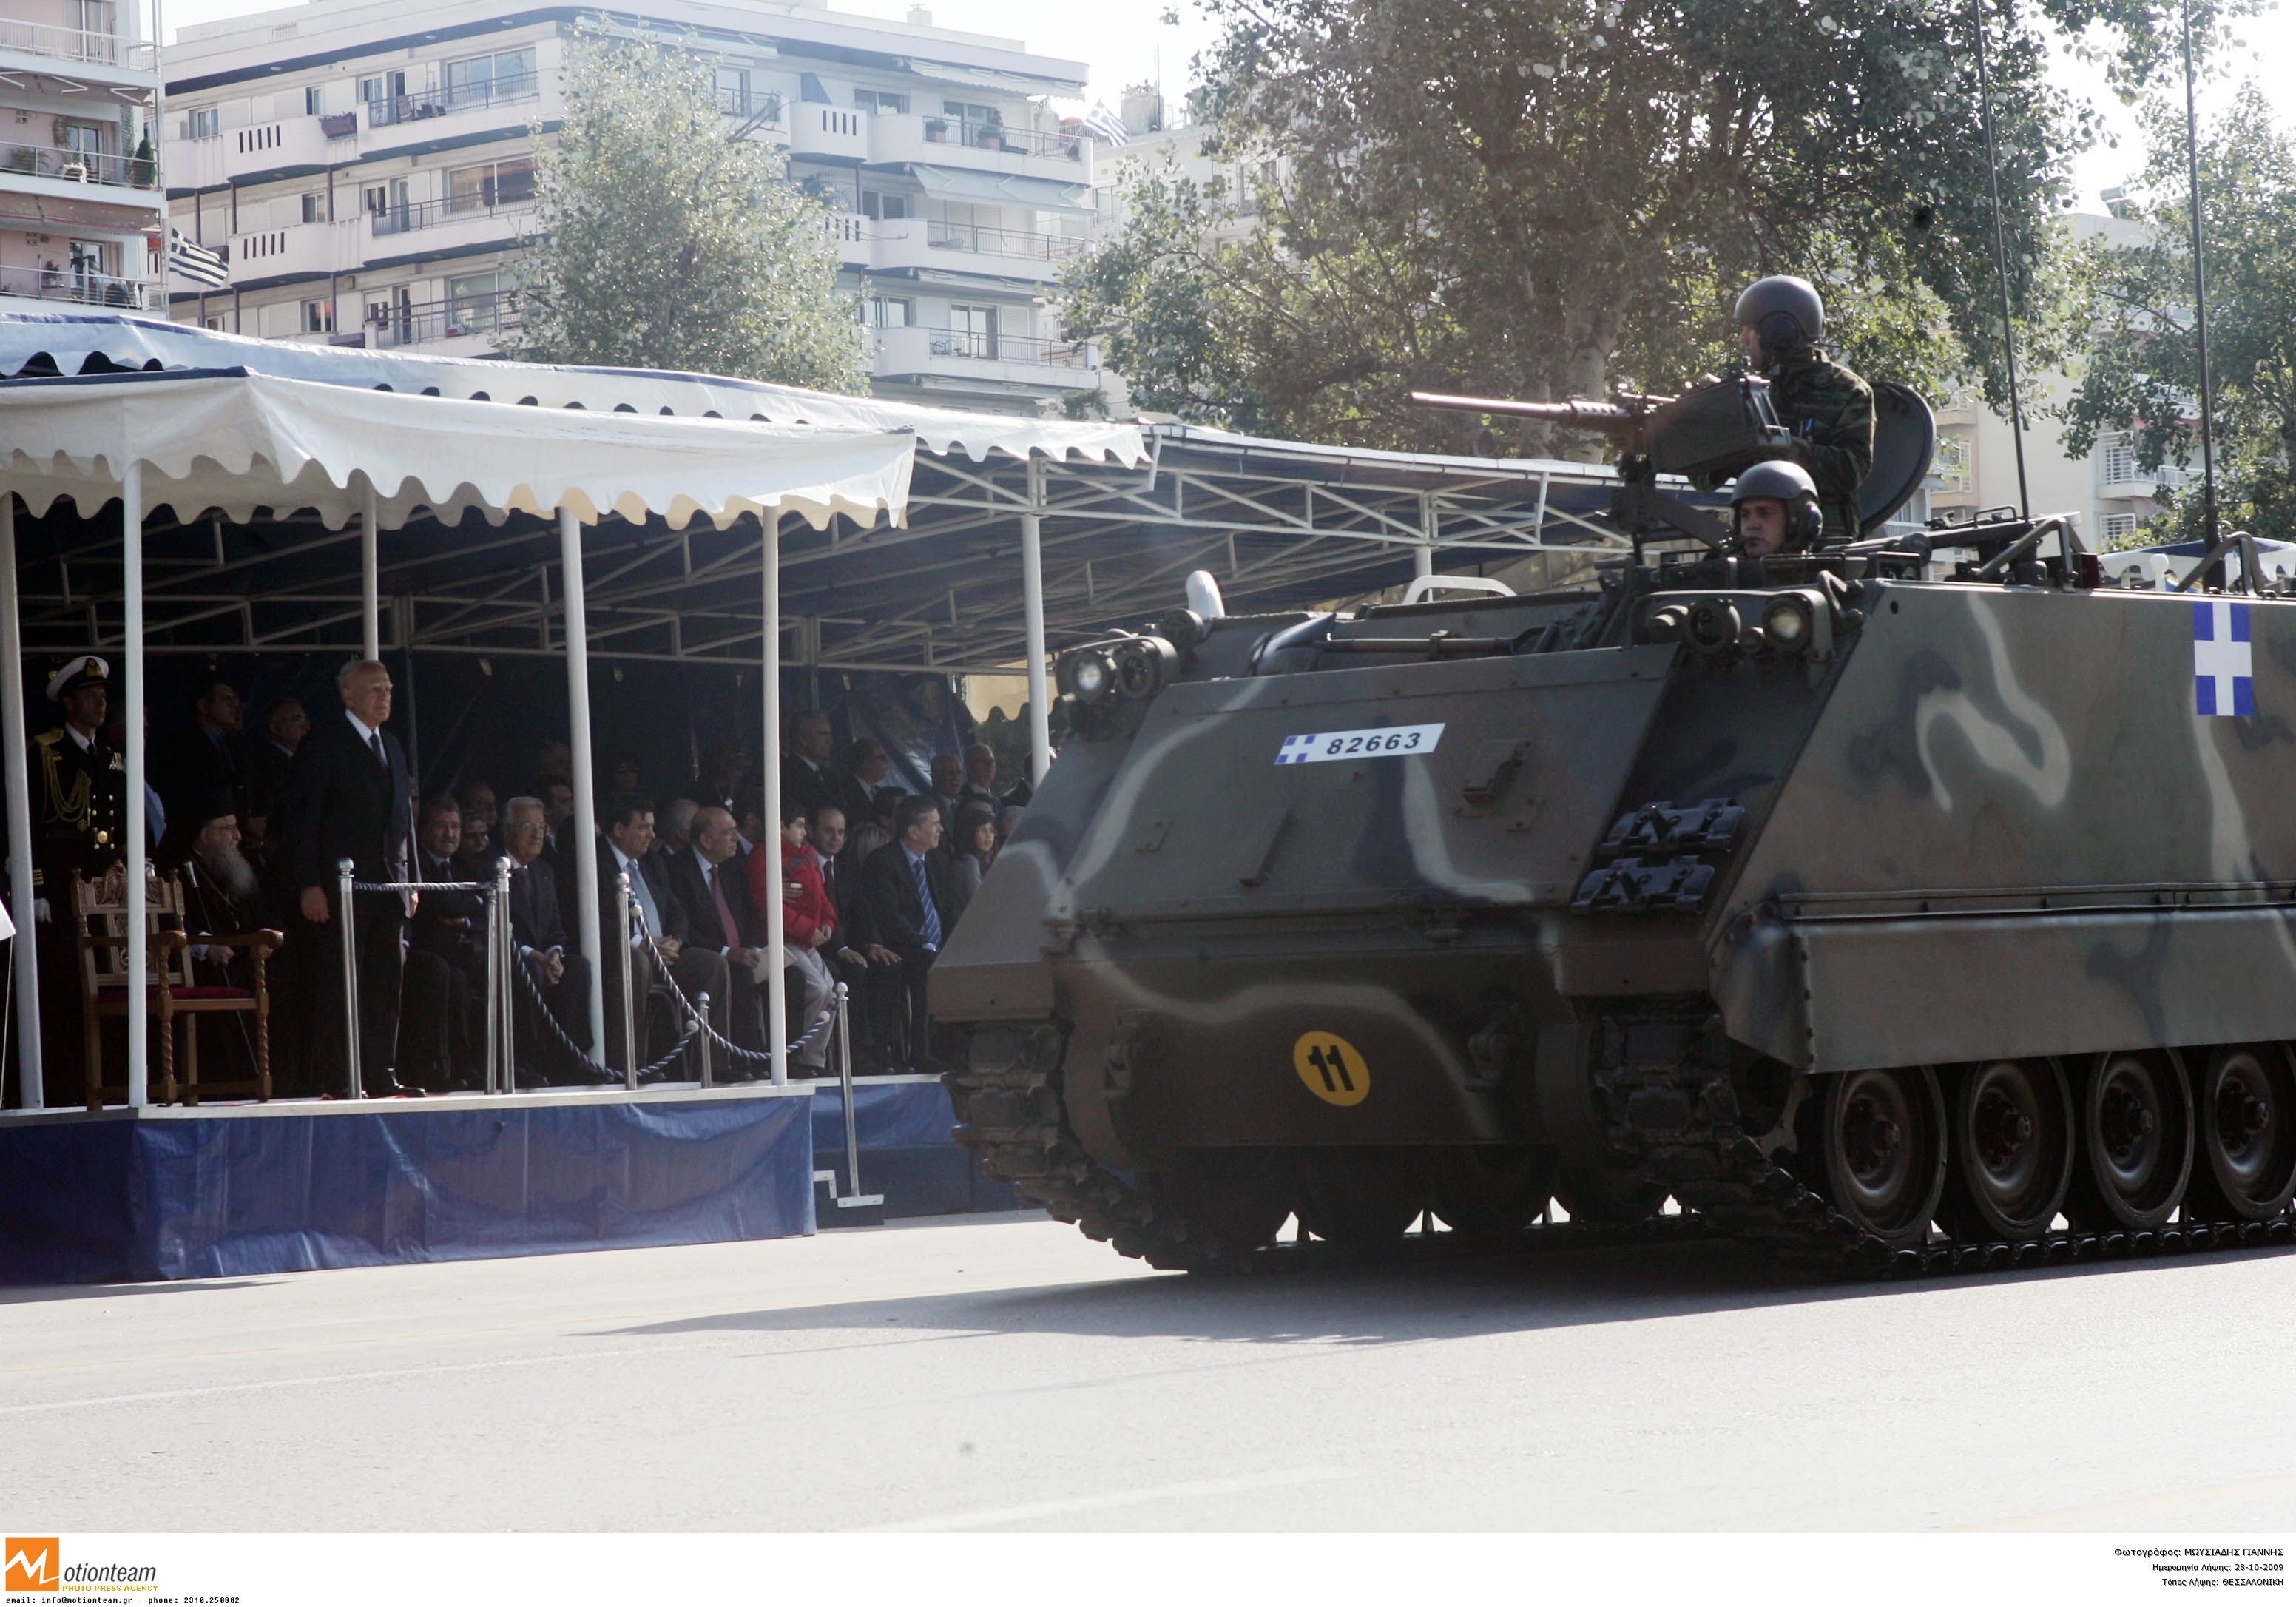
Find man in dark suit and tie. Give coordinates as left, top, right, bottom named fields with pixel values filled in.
left=860, top=793, right=957, bottom=1072
left=781, top=710, right=839, bottom=822
left=812, top=802, right=900, bottom=1073
left=656, top=804, right=767, bottom=1055
left=405, top=795, right=484, bottom=1088
left=500, top=794, right=592, bottom=1079
left=155, top=670, right=250, bottom=841
left=281, top=658, right=417, bottom=1097
left=587, top=795, right=735, bottom=1075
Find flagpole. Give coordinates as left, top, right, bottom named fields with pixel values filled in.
left=149, top=0, right=167, bottom=313
left=2180, top=0, right=2220, bottom=551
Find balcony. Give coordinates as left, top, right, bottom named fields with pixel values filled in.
left=365, top=290, right=521, bottom=351
left=872, top=323, right=1093, bottom=391
left=175, top=116, right=345, bottom=189
left=866, top=113, right=1090, bottom=184
left=867, top=218, right=1081, bottom=282
left=368, top=193, right=536, bottom=257
left=0, top=140, right=159, bottom=206
left=367, top=71, right=542, bottom=130
left=227, top=218, right=360, bottom=283
left=0, top=263, right=159, bottom=311
left=0, top=14, right=155, bottom=81
left=825, top=211, right=869, bottom=268
left=718, top=87, right=788, bottom=141
left=789, top=103, right=868, bottom=163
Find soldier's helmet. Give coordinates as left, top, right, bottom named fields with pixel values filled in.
left=1734, top=275, right=1825, bottom=356
left=1730, top=459, right=1823, bottom=548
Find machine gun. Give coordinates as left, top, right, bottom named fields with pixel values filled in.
left=1412, top=376, right=1792, bottom=549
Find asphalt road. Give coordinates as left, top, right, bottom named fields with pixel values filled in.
left=4, top=1212, right=2294, bottom=1532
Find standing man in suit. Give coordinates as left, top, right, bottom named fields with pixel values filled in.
left=860, top=794, right=956, bottom=1073
left=658, top=804, right=767, bottom=1055
left=781, top=710, right=838, bottom=821
left=500, top=795, right=592, bottom=1079
left=405, top=795, right=484, bottom=1088
left=155, top=670, right=249, bottom=839
left=243, top=695, right=307, bottom=846
left=283, top=658, right=416, bottom=1097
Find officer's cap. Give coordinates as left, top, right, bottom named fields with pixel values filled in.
left=44, top=654, right=110, bottom=701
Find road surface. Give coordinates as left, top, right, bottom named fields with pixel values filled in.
left=3, top=1213, right=2292, bottom=1531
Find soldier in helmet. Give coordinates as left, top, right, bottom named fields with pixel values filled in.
left=1734, top=275, right=1874, bottom=543
left=1729, top=460, right=1825, bottom=559
left=30, top=653, right=126, bottom=886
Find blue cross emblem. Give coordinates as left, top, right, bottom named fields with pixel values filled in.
left=1275, top=734, right=1319, bottom=764
left=2193, top=599, right=2255, bottom=717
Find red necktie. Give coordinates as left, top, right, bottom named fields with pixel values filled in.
left=709, top=863, right=741, bottom=949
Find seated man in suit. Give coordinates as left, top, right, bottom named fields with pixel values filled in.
left=405, top=795, right=484, bottom=1088
left=500, top=793, right=593, bottom=1080
left=655, top=804, right=768, bottom=1056
left=812, top=803, right=901, bottom=1074
left=590, top=795, right=735, bottom=1076
left=836, top=738, right=900, bottom=829
left=860, top=793, right=957, bottom=1073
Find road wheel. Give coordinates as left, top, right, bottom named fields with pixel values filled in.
left=1159, top=1149, right=1294, bottom=1262
left=1941, top=1059, right=2073, bottom=1240
left=2187, top=1045, right=2296, bottom=1222
left=1429, top=1146, right=1552, bottom=1236
left=1296, top=1149, right=1426, bottom=1246
left=2066, top=1051, right=2192, bottom=1231
left=1815, top=1066, right=1945, bottom=1248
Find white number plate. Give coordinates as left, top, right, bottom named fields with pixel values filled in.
left=1274, top=723, right=1445, bottom=765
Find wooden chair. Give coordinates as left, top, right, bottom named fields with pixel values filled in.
left=70, top=863, right=282, bottom=1109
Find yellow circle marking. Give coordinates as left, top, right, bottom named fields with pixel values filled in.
left=1293, top=1031, right=1371, bottom=1107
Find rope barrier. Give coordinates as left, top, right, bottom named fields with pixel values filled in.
left=509, top=943, right=698, bottom=1084
left=621, top=883, right=834, bottom=1068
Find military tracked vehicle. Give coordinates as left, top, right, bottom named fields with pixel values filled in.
left=930, top=379, right=2296, bottom=1278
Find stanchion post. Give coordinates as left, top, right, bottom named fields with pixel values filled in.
left=832, top=982, right=879, bottom=1208
left=482, top=875, right=502, bottom=1096
left=336, top=857, right=361, bottom=1099
left=494, top=856, right=516, bottom=1095
left=615, top=870, right=636, bottom=1091
left=695, top=991, right=712, bottom=1088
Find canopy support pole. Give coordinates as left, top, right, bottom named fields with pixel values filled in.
left=763, top=512, right=787, bottom=1087
left=0, top=496, right=44, bottom=1108
left=124, top=462, right=148, bottom=1108
left=558, top=506, right=605, bottom=1060
left=1022, top=457, right=1051, bottom=786
left=1416, top=493, right=1436, bottom=578
left=361, top=485, right=380, bottom=662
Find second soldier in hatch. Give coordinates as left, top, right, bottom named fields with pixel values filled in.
left=1734, top=274, right=1874, bottom=543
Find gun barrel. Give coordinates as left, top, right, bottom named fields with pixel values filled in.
left=1408, top=391, right=1638, bottom=427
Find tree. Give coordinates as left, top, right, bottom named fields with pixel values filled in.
left=2062, top=84, right=2296, bottom=545
left=510, top=31, right=869, bottom=390
left=1067, top=0, right=2214, bottom=453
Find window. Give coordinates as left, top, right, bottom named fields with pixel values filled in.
left=358, top=71, right=406, bottom=106
left=184, top=107, right=218, bottom=139
left=202, top=315, right=226, bottom=331
left=942, top=303, right=998, bottom=358
left=444, top=48, right=536, bottom=105
left=447, top=270, right=510, bottom=333
left=854, top=88, right=908, bottom=115
left=300, top=191, right=327, bottom=223
left=2101, top=513, right=2139, bottom=543
left=445, top=155, right=533, bottom=212
left=301, top=297, right=334, bottom=334
left=868, top=296, right=911, bottom=329
left=860, top=190, right=911, bottom=222
left=943, top=98, right=1002, bottom=148
left=305, top=85, right=325, bottom=115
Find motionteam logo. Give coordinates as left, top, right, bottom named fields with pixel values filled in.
left=4, top=1537, right=59, bottom=1592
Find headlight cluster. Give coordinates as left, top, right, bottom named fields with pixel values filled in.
left=1058, top=635, right=1178, bottom=704
left=1638, top=588, right=1834, bottom=662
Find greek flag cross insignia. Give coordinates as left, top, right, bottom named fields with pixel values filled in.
left=2193, top=599, right=2255, bottom=718
left=1276, top=734, right=1319, bottom=765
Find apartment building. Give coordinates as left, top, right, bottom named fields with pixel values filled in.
left=163, top=0, right=1098, bottom=412
left=0, top=0, right=163, bottom=313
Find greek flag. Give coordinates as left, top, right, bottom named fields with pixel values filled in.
left=2194, top=599, right=2255, bottom=718
left=167, top=228, right=229, bottom=290
left=1275, top=733, right=1318, bottom=764
left=1081, top=101, right=1130, bottom=146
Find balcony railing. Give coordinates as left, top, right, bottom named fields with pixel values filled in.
left=928, top=119, right=1084, bottom=163
left=369, top=291, right=521, bottom=350
left=924, top=220, right=1083, bottom=262
left=0, top=140, right=155, bottom=189
left=0, top=16, right=154, bottom=72
left=0, top=263, right=158, bottom=310
left=367, top=71, right=541, bottom=129
left=370, top=191, right=536, bottom=237
left=716, top=87, right=784, bottom=121
left=918, top=329, right=1091, bottom=368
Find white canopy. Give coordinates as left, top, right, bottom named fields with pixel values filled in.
left=0, top=313, right=1149, bottom=467
left=0, top=369, right=916, bottom=531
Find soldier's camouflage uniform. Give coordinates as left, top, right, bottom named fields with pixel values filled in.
left=1763, top=346, right=1874, bottom=543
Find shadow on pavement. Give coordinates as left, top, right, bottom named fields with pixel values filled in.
left=593, top=1230, right=2295, bottom=1348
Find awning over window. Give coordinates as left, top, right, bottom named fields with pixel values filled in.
left=905, top=164, right=1093, bottom=218
left=896, top=58, right=1083, bottom=98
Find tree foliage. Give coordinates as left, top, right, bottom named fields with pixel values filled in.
left=511, top=30, right=868, bottom=389
left=2062, top=84, right=2296, bottom=543
left=1067, top=0, right=2232, bottom=452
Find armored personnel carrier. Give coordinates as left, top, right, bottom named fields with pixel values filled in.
left=931, top=381, right=2296, bottom=1278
